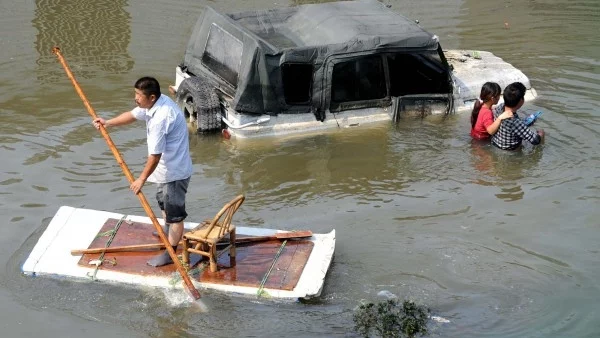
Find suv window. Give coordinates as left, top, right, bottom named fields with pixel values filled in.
left=331, top=55, right=386, bottom=103
left=282, top=63, right=313, bottom=104
left=387, top=52, right=449, bottom=96
left=202, top=24, right=243, bottom=86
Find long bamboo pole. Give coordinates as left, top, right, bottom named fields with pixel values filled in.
left=70, top=230, right=314, bottom=255
left=52, top=47, right=201, bottom=300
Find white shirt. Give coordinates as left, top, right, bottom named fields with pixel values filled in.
left=131, top=94, right=192, bottom=183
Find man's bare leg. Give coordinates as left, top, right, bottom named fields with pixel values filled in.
left=152, top=211, right=170, bottom=237
left=169, top=221, right=184, bottom=246
left=147, top=220, right=184, bottom=267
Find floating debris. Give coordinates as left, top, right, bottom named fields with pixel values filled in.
left=353, top=299, right=429, bottom=338
left=430, top=316, right=450, bottom=324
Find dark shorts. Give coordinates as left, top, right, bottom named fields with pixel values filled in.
left=156, top=177, right=190, bottom=223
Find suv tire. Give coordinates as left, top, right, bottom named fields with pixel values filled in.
left=175, top=76, right=222, bottom=133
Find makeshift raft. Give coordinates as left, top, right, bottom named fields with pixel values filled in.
left=22, top=206, right=336, bottom=300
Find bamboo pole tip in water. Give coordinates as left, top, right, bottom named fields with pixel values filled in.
left=51, top=46, right=61, bottom=54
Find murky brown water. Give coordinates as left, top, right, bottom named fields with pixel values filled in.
left=2, top=0, right=599, bottom=337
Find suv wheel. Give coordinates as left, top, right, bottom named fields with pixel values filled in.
left=175, top=76, right=222, bottom=133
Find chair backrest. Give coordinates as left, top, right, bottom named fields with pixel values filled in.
left=203, top=194, right=245, bottom=239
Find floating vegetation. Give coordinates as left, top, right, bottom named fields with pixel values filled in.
left=353, top=299, right=429, bottom=338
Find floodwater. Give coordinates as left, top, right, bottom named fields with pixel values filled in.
left=1, top=0, right=599, bottom=337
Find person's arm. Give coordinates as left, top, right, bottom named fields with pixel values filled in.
left=485, top=110, right=514, bottom=135
left=130, top=153, right=161, bottom=194
left=93, top=111, right=136, bottom=129
left=513, top=119, right=542, bottom=145
left=131, top=110, right=167, bottom=194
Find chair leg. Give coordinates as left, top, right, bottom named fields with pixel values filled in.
left=209, top=245, right=218, bottom=272
left=229, top=229, right=236, bottom=268
left=182, top=238, right=189, bottom=265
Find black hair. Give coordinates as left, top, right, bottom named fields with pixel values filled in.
left=471, top=82, right=501, bottom=129
left=502, top=82, right=526, bottom=108
left=134, top=77, right=161, bottom=98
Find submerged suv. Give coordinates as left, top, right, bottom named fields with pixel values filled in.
left=170, top=0, right=536, bottom=139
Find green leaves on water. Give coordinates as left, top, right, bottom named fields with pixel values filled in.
left=353, top=299, right=429, bottom=338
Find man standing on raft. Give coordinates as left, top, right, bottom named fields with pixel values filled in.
left=93, top=76, right=192, bottom=267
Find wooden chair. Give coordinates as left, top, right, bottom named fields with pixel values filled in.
left=182, top=195, right=244, bottom=272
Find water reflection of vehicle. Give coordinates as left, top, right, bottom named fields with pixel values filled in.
left=33, top=0, right=133, bottom=83
left=171, top=0, right=536, bottom=139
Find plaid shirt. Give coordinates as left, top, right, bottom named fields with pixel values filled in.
left=491, top=104, right=541, bottom=150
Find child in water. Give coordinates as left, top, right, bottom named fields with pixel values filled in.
left=470, top=82, right=513, bottom=140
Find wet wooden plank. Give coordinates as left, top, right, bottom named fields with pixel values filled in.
left=199, top=239, right=313, bottom=290
left=78, top=218, right=314, bottom=291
